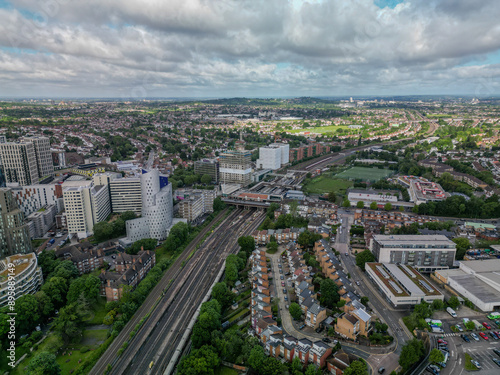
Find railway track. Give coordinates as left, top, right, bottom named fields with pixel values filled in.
left=90, top=208, right=230, bottom=375
left=107, top=208, right=264, bottom=375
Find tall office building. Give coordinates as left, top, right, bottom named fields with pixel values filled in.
left=194, top=159, right=219, bottom=183
left=109, top=177, right=142, bottom=215
left=62, top=180, right=111, bottom=238
left=22, top=136, right=54, bottom=179
left=369, top=235, right=456, bottom=272
left=219, top=145, right=252, bottom=186
left=0, top=142, right=39, bottom=185
left=0, top=188, right=32, bottom=257
left=125, top=169, right=173, bottom=242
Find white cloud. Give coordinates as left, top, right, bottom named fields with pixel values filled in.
left=0, top=0, right=500, bottom=97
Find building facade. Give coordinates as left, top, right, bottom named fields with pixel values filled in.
left=0, top=142, right=39, bottom=185
left=370, top=235, right=456, bottom=272
left=0, top=188, right=32, bottom=257
left=219, top=149, right=252, bottom=186
left=22, top=136, right=54, bottom=179
left=194, top=159, right=219, bottom=183
left=109, top=177, right=142, bottom=215
left=125, top=169, right=173, bottom=242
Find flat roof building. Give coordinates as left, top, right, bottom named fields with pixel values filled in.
left=370, top=235, right=456, bottom=272
left=366, top=262, right=443, bottom=307
left=435, top=259, right=500, bottom=312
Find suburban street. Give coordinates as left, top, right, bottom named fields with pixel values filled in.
left=335, top=209, right=413, bottom=373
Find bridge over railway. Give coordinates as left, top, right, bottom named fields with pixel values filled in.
left=221, top=197, right=271, bottom=209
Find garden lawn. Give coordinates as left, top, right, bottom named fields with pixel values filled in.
left=335, top=167, right=393, bottom=181
left=288, top=125, right=352, bottom=134
left=303, top=174, right=353, bottom=195
left=85, top=297, right=107, bottom=325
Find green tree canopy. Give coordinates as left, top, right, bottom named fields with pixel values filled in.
left=25, top=351, right=61, bottom=375
left=343, top=359, right=368, bottom=375
left=399, top=339, right=425, bottom=370
left=355, top=249, right=375, bottom=270
left=356, top=201, right=365, bottom=208
left=429, top=348, right=445, bottom=364
left=178, top=345, right=220, bottom=375
left=15, top=294, right=41, bottom=335
left=320, top=278, right=340, bottom=308
left=452, top=237, right=471, bottom=260
left=370, top=202, right=378, bottom=210
left=448, top=295, right=460, bottom=309
left=53, top=303, right=87, bottom=344
left=211, top=282, right=234, bottom=309
left=289, top=302, right=302, bottom=320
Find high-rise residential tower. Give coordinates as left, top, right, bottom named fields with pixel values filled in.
left=0, top=188, right=32, bottom=257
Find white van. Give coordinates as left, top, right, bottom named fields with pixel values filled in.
left=446, top=307, right=457, bottom=318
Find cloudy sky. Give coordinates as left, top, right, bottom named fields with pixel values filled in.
left=1, top=0, right=500, bottom=98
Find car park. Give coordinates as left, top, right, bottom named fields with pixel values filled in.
left=479, top=332, right=489, bottom=340
left=471, top=333, right=480, bottom=341
left=483, top=322, right=492, bottom=330
left=461, top=334, right=470, bottom=343
left=471, top=360, right=481, bottom=369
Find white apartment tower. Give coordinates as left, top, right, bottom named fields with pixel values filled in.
left=219, top=148, right=252, bottom=186
left=92, top=172, right=142, bottom=215
left=125, top=169, right=173, bottom=242
left=256, top=143, right=290, bottom=170
left=62, top=180, right=111, bottom=238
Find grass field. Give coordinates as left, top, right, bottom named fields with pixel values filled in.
left=288, top=125, right=353, bottom=134
left=303, top=174, right=353, bottom=195
left=335, top=167, right=394, bottom=181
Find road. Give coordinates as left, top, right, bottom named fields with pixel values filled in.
left=90, top=208, right=230, bottom=375
left=109, top=208, right=265, bottom=375
left=335, top=209, right=413, bottom=373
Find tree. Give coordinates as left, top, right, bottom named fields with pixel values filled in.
left=120, top=211, right=136, bottom=221
left=15, top=295, right=41, bottom=335
left=356, top=201, right=365, bottom=209
left=305, top=364, right=322, bottom=375
left=127, top=238, right=157, bottom=255
left=452, top=237, right=471, bottom=260
left=192, top=310, right=221, bottom=348
left=327, top=191, right=336, bottom=203
left=289, top=200, right=299, bottom=217
left=429, top=348, right=445, bottom=364
left=289, top=303, right=302, bottom=320
left=262, top=357, right=284, bottom=375
left=53, top=303, right=86, bottom=344
left=290, top=357, right=303, bottom=375
left=448, top=295, right=460, bottom=310
left=211, top=282, right=234, bottom=309
left=38, top=250, right=59, bottom=278
left=213, top=197, right=226, bottom=211
left=35, top=291, right=54, bottom=318
left=384, top=202, right=392, bottom=211
left=370, top=202, right=378, bottom=210
left=266, top=241, right=278, bottom=253
left=92, top=221, right=114, bottom=242
left=343, top=359, right=368, bottom=375
left=355, top=249, right=375, bottom=270
left=342, top=198, right=351, bottom=208
left=319, top=279, right=339, bottom=308
left=178, top=345, right=220, bottom=375
left=399, top=339, right=424, bottom=370
left=399, top=205, right=405, bottom=212
left=42, top=276, right=69, bottom=308
left=238, top=236, right=255, bottom=256
left=248, top=345, right=266, bottom=370
left=52, top=260, right=79, bottom=280
left=360, top=296, right=369, bottom=307
left=200, top=174, right=212, bottom=184
left=25, top=351, right=61, bottom=375
left=225, top=262, right=239, bottom=286
left=432, top=299, right=444, bottom=311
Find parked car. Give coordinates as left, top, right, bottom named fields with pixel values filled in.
left=299, top=324, right=305, bottom=330
left=471, top=360, right=481, bottom=369
left=438, top=345, right=449, bottom=352
left=483, top=322, right=492, bottom=330
left=437, top=339, right=447, bottom=345
left=280, top=275, right=284, bottom=280
left=461, top=334, right=470, bottom=343
left=315, top=326, right=324, bottom=333
left=377, top=368, right=385, bottom=374
left=322, top=338, right=331, bottom=343
left=426, top=365, right=439, bottom=375
left=356, top=281, right=360, bottom=286
left=471, top=333, right=480, bottom=341
left=492, top=357, right=500, bottom=367
left=494, top=348, right=500, bottom=357
left=282, top=288, right=286, bottom=294
left=494, top=331, right=500, bottom=339
left=490, top=331, right=498, bottom=340
left=479, top=332, right=489, bottom=340
left=281, top=282, right=285, bottom=286
left=455, top=324, right=463, bottom=332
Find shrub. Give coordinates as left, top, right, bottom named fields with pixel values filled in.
left=80, top=346, right=90, bottom=353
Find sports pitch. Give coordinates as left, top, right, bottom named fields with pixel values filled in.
left=335, top=167, right=394, bottom=181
